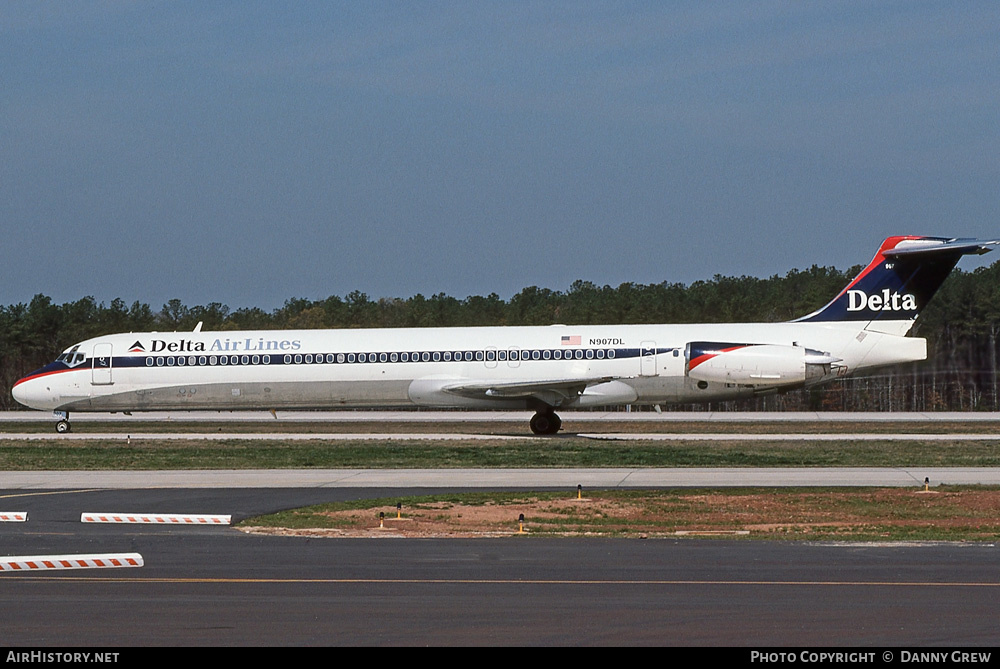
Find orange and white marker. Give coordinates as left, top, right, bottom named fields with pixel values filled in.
left=0, top=512, right=27, bottom=522
left=81, top=513, right=231, bottom=525
left=0, top=553, right=143, bottom=572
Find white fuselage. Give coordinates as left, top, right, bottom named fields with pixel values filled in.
left=12, top=320, right=925, bottom=413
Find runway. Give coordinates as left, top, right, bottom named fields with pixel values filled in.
left=3, top=411, right=999, bottom=646
left=3, top=467, right=1000, bottom=488
left=1, top=487, right=998, bottom=646
left=6, top=431, right=1000, bottom=441
left=6, top=409, right=1000, bottom=423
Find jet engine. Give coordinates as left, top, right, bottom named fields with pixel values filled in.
left=685, top=342, right=840, bottom=387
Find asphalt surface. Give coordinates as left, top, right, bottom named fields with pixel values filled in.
left=7, top=409, right=1000, bottom=423
left=1, top=487, right=999, bottom=646
left=2, top=411, right=999, bottom=647
left=3, top=467, right=1000, bottom=488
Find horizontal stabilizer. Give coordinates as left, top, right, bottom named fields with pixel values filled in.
left=882, top=238, right=1000, bottom=258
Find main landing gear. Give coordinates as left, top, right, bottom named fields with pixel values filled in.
left=529, top=410, right=562, bottom=435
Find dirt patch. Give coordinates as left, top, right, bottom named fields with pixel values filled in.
left=239, top=488, right=1000, bottom=540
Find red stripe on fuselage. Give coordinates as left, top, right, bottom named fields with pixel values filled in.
left=12, top=367, right=83, bottom=388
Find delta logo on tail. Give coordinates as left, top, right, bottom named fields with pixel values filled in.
left=846, top=289, right=918, bottom=313
left=797, top=236, right=996, bottom=323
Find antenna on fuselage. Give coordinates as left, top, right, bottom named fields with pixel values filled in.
left=193, top=321, right=203, bottom=333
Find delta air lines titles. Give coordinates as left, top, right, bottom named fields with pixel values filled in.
left=135, top=338, right=303, bottom=354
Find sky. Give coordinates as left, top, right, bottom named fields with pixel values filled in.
left=2, top=1, right=999, bottom=312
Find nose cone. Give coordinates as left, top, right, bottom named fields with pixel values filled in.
left=12, top=377, right=41, bottom=409
left=12, top=365, right=61, bottom=410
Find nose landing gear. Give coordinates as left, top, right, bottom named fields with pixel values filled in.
left=54, top=411, right=71, bottom=434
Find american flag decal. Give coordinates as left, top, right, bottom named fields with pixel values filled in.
left=561, top=335, right=581, bottom=346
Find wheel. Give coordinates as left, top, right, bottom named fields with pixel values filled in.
left=55, top=420, right=71, bottom=434
left=529, top=411, right=561, bottom=435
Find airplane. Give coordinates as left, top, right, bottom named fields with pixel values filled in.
left=12, top=235, right=999, bottom=434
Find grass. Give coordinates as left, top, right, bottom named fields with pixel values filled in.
left=6, top=418, right=1000, bottom=541
left=3, top=435, right=1000, bottom=469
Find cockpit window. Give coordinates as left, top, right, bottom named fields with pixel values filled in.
left=56, top=345, right=86, bottom=366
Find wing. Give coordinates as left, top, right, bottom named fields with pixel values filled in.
left=442, top=376, right=622, bottom=407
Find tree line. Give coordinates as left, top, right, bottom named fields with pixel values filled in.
left=3, top=260, right=999, bottom=411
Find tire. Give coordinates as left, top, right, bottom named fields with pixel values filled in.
left=529, top=412, right=561, bottom=435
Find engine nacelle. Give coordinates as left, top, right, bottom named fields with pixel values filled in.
left=686, top=342, right=839, bottom=387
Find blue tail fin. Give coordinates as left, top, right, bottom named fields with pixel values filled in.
left=796, top=236, right=998, bottom=324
